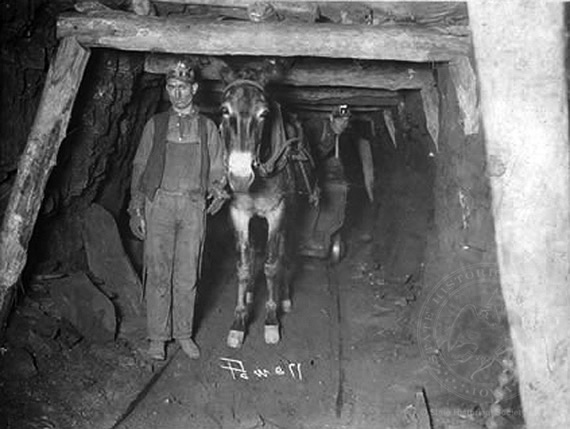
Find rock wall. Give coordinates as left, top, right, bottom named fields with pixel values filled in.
left=0, top=0, right=62, bottom=215
left=0, top=0, right=163, bottom=274
left=1, top=1, right=497, bottom=287
left=29, top=51, right=163, bottom=274
left=372, top=90, right=436, bottom=282
left=423, top=60, right=499, bottom=302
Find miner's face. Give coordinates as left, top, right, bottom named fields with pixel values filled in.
left=166, top=78, right=198, bottom=110
left=330, top=115, right=350, bottom=135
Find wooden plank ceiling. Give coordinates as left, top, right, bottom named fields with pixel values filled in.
left=67, top=1, right=469, bottom=113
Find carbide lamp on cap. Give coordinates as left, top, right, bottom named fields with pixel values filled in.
left=332, top=104, right=351, bottom=118
left=167, top=61, right=196, bottom=83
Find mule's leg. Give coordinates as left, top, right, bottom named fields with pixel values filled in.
left=281, top=247, right=293, bottom=313
left=281, top=200, right=297, bottom=313
left=263, top=202, right=286, bottom=344
left=228, top=206, right=253, bottom=349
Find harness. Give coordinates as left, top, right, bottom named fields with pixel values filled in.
left=222, top=80, right=319, bottom=204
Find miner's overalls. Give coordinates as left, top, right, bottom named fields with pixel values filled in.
left=141, top=112, right=211, bottom=341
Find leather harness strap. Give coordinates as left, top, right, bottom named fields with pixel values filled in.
left=222, top=79, right=319, bottom=203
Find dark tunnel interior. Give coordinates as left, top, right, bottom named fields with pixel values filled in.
left=0, top=1, right=525, bottom=425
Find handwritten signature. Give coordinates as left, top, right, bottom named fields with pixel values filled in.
left=220, top=358, right=303, bottom=381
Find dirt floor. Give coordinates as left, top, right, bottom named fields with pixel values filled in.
left=0, top=138, right=524, bottom=429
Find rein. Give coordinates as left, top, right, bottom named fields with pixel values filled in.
left=223, top=79, right=290, bottom=178
left=254, top=136, right=297, bottom=177
left=222, top=79, right=319, bottom=202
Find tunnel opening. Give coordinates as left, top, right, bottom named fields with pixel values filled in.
left=0, top=2, right=529, bottom=428
left=0, top=46, right=516, bottom=429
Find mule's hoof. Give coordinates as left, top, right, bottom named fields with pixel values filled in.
left=282, top=299, right=292, bottom=313
left=264, top=325, right=280, bottom=344
left=227, top=330, right=244, bottom=349
left=246, top=292, right=254, bottom=305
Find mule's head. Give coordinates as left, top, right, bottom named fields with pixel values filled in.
left=220, top=68, right=270, bottom=192
left=220, top=62, right=286, bottom=192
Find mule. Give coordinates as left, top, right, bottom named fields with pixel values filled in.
left=219, top=65, right=316, bottom=348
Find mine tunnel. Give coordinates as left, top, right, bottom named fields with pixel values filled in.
left=1, top=2, right=568, bottom=429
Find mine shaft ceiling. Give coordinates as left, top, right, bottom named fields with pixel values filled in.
left=62, top=1, right=457, bottom=115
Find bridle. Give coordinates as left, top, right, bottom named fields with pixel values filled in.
left=221, top=79, right=298, bottom=178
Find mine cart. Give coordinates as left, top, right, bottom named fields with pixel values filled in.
left=297, top=156, right=348, bottom=263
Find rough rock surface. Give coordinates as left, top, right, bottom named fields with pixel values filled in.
left=50, top=272, right=117, bottom=342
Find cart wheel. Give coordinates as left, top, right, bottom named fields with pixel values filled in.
left=330, top=233, right=344, bottom=264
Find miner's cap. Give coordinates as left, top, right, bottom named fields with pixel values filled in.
left=166, top=61, right=196, bottom=84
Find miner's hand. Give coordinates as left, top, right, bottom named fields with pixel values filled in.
left=206, top=188, right=230, bottom=215
left=129, top=213, right=146, bottom=240
left=206, top=197, right=225, bottom=215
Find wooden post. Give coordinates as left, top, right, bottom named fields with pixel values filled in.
left=469, top=2, right=570, bottom=428
left=420, top=78, right=440, bottom=151
left=0, top=37, right=90, bottom=324
left=449, top=55, right=479, bottom=136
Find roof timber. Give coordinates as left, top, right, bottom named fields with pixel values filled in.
left=150, top=0, right=320, bottom=21
left=197, top=82, right=400, bottom=107
left=318, top=2, right=468, bottom=26
left=285, top=62, right=435, bottom=90
left=145, top=54, right=435, bottom=91
left=149, top=1, right=468, bottom=26
left=0, top=37, right=91, bottom=324
left=57, top=10, right=470, bottom=62
left=198, top=103, right=392, bottom=116
left=279, top=94, right=400, bottom=108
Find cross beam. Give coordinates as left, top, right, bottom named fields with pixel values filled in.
left=145, top=54, right=435, bottom=91
left=57, top=11, right=470, bottom=62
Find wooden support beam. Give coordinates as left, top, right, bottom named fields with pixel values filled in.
left=145, top=54, right=436, bottom=91
left=199, top=81, right=398, bottom=106
left=0, top=38, right=91, bottom=323
left=420, top=78, right=440, bottom=151
left=273, top=93, right=399, bottom=108
left=150, top=1, right=468, bottom=27
left=152, top=0, right=320, bottom=22
left=319, top=2, right=468, bottom=26
left=449, top=55, right=479, bottom=136
left=469, top=2, right=570, bottom=428
left=284, top=61, right=436, bottom=90
left=199, top=103, right=385, bottom=116
left=193, top=81, right=401, bottom=112
left=289, top=105, right=385, bottom=114
left=57, top=11, right=470, bottom=62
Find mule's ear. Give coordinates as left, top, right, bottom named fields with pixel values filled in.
left=254, top=67, right=270, bottom=87
left=219, top=66, right=237, bottom=85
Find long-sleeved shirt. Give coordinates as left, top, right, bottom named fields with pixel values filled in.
left=303, top=118, right=375, bottom=201
left=131, top=109, right=226, bottom=206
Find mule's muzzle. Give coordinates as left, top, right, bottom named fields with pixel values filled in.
left=229, top=172, right=255, bottom=192
left=228, top=150, right=256, bottom=192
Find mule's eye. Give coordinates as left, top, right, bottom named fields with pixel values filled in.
left=258, top=109, right=269, bottom=120
left=220, top=106, right=230, bottom=116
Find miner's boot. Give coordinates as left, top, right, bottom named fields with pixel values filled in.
left=179, top=338, right=200, bottom=359
left=148, top=340, right=166, bottom=361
